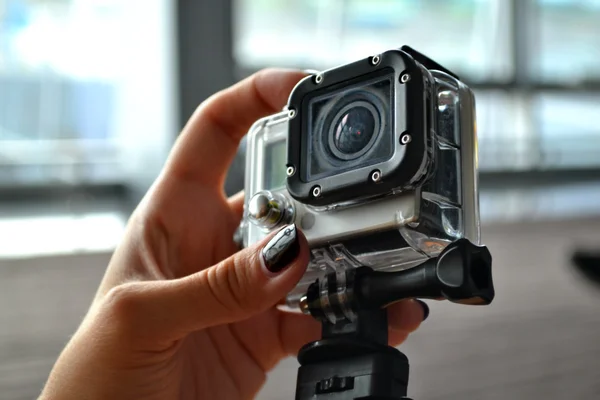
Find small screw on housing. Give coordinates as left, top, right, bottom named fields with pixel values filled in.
left=286, top=166, right=295, bottom=177
left=315, top=74, right=323, bottom=84
left=371, top=170, right=382, bottom=183
left=371, top=55, right=381, bottom=65
left=400, top=73, right=411, bottom=83
left=311, top=185, right=322, bottom=198
left=400, top=134, right=412, bottom=145
left=288, top=108, right=297, bottom=119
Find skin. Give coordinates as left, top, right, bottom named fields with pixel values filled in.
left=39, top=69, right=426, bottom=400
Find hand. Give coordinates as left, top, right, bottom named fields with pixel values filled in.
left=40, top=69, right=428, bottom=400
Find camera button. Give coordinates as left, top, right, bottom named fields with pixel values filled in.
left=248, top=191, right=294, bottom=231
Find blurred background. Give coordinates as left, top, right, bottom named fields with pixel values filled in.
left=1, top=0, right=600, bottom=399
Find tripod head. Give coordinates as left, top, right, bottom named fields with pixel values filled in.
left=294, top=238, right=495, bottom=400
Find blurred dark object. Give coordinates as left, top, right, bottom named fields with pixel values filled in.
left=572, top=249, right=600, bottom=286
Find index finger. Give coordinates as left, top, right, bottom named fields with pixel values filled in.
left=164, top=68, right=307, bottom=187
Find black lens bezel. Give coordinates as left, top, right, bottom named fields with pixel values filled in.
left=286, top=49, right=428, bottom=207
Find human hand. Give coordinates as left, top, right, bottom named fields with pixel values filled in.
left=40, top=69, right=429, bottom=400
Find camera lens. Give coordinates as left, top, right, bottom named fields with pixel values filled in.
left=327, top=100, right=381, bottom=161
left=302, top=72, right=394, bottom=183
left=333, top=106, right=375, bottom=155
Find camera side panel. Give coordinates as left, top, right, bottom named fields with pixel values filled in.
left=241, top=111, right=290, bottom=248
left=401, top=71, right=480, bottom=258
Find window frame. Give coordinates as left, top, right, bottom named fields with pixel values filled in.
left=225, top=0, right=600, bottom=193
left=2, top=0, right=599, bottom=202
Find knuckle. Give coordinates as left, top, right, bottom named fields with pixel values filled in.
left=206, top=254, right=258, bottom=316
left=205, top=266, right=237, bottom=315
left=103, top=283, right=144, bottom=321
left=230, top=255, right=254, bottom=310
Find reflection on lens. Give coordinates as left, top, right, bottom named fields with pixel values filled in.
left=333, top=106, right=376, bottom=155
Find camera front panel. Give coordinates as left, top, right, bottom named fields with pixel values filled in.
left=301, top=70, right=395, bottom=183
left=286, top=50, right=431, bottom=207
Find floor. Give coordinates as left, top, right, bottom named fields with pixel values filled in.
left=1, top=216, right=600, bottom=399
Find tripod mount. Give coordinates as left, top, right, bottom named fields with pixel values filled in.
left=294, top=238, right=495, bottom=400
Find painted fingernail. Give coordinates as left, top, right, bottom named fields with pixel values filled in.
left=416, top=300, right=430, bottom=321
left=262, top=224, right=300, bottom=273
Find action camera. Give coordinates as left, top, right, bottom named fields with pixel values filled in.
left=235, top=46, right=480, bottom=310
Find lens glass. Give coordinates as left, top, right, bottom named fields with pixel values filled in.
left=333, top=106, right=375, bottom=156
left=302, top=70, right=394, bottom=182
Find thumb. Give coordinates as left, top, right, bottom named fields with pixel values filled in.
left=116, top=224, right=309, bottom=342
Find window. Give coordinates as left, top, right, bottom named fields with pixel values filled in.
left=233, top=0, right=600, bottom=172
left=533, top=0, right=600, bottom=83
left=234, top=0, right=511, bottom=83
left=0, top=0, right=177, bottom=188
left=534, top=93, right=600, bottom=168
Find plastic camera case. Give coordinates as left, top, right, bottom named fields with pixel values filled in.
left=235, top=47, right=480, bottom=309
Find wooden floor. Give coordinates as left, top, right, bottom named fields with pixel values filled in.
left=1, top=217, right=600, bottom=400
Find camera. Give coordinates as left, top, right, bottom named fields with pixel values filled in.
left=235, top=46, right=480, bottom=310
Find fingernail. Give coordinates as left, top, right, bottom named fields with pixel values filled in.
left=416, top=300, right=430, bottom=321
left=262, top=224, right=300, bottom=273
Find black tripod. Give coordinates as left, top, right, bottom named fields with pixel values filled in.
left=293, top=238, right=495, bottom=400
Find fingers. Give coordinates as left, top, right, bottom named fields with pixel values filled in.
left=387, top=299, right=428, bottom=334
left=279, top=312, right=321, bottom=355
left=164, top=69, right=307, bottom=187
left=173, top=224, right=308, bottom=335
left=227, top=190, right=245, bottom=222
left=388, top=330, right=410, bottom=347
left=104, top=224, right=309, bottom=344
left=279, top=299, right=430, bottom=355
left=387, top=299, right=428, bottom=347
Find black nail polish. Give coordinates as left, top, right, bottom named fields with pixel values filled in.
left=416, top=300, right=430, bottom=321
left=262, top=224, right=300, bottom=273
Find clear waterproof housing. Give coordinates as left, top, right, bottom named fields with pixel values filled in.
left=236, top=48, right=480, bottom=310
